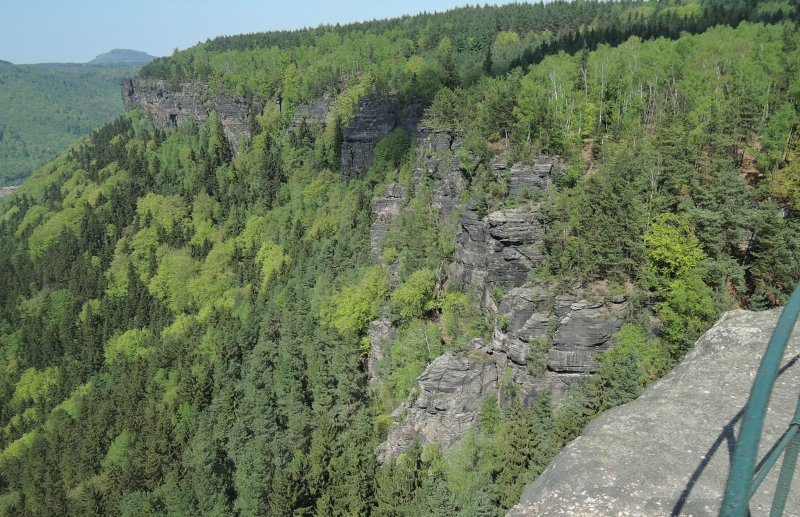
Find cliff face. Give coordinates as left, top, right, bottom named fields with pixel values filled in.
left=122, top=79, right=259, bottom=153
left=508, top=308, right=800, bottom=516
left=340, top=95, right=423, bottom=179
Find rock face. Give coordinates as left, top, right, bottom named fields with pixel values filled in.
left=288, top=93, right=332, bottom=133
left=376, top=350, right=498, bottom=462
left=122, top=79, right=259, bottom=153
left=505, top=156, right=565, bottom=198
left=509, top=308, right=800, bottom=516
left=377, top=288, right=625, bottom=460
left=340, top=95, right=422, bottom=179
left=367, top=315, right=396, bottom=386
left=369, top=184, right=405, bottom=262
left=414, top=129, right=469, bottom=220
left=452, top=204, right=546, bottom=293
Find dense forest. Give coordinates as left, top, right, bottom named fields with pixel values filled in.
left=0, top=62, right=141, bottom=186
left=2, top=0, right=800, bottom=515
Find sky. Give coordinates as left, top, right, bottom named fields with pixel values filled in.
left=1, top=0, right=515, bottom=64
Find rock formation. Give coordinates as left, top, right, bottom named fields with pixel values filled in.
left=288, top=93, right=332, bottom=133
left=414, top=129, right=468, bottom=220
left=340, top=95, right=422, bottom=179
left=376, top=349, right=498, bottom=462
left=122, top=79, right=259, bottom=153
left=451, top=204, right=546, bottom=293
left=369, top=184, right=405, bottom=262
left=367, top=315, right=396, bottom=386
left=509, top=308, right=800, bottom=516
left=376, top=288, right=625, bottom=460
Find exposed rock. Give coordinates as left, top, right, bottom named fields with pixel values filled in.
left=122, top=79, right=260, bottom=153
left=549, top=313, right=622, bottom=373
left=414, top=128, right=468, bottom=220
left=452, top=204, right=545, bottom=293
left=506, top=156, right=565, bottom=198
left=288, top=93, right=332, bottom=133
left=369, top=184, right=405, bottom=262
left=367, top=315, right=397, bottom=386
left=509, top=308, right=800, bottom=516
left=340, top=95, right=422, bottom=179
left=376, top=351, right=498, bottom=462
left=0, top=185, right=17, bottom=199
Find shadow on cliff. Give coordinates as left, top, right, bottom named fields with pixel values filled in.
left=671, top=352, right=800, bottom=516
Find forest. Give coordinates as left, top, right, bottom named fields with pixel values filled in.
left=1, top=0, right=800, bottom=515
left=0, top=62, right=139, bottom=187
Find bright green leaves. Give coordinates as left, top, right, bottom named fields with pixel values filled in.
left=655, top=272, right=716, bottom=358
left=10, top=367, right=61, bottom=408
left=392, top=269, right=438, bottom=320
left=104, top=329, right=153, bottom=365
left=321, top=267, right=389, bottom=335
left=644, top=213, right=707, bottom=291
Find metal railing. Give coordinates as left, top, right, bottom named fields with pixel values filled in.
left=721, top=282, right=800, bottom=516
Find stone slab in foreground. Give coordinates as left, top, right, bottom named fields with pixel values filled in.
left=509, top=308, right=800, bottom=517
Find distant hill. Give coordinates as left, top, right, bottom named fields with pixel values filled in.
left=87, top=48, right=156, bottom=66
left=0, top=62, right=140, bottom=186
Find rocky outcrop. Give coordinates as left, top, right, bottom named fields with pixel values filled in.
left=377, top=287, right=626, bottom=460
left=288, top=93, right=332, bottom=133
left=452, top=205, right=546, bottom=293
left=369, top=184, right=405, bottom=262
left=509, top=308, right=800, bottom=516
left=414, top=129, right=468, bottom=220
left=122, top=79, right=259, bottom=152
left=340, top=95, right=422, bottom=179
left=376, top=350, right=498, bottom=462
left=367, top=315, right=396, bottom=386
left=504, top=156, right=565, bottom=198
left=0, top=185, right=17, bottom=199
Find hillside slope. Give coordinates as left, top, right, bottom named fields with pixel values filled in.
left=0, top=62, right=139, bottom=186
left=1, top=2, right=799, bottom=515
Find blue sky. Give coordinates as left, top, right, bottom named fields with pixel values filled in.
left=1, top=0, right=516, bottom=64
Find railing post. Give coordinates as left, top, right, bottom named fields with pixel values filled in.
left=720, top=283, right=800, bottom=517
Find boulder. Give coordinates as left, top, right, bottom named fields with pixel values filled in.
left=509, top=308, right=800, bottom=516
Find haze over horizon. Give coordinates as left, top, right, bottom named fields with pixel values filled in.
left=1, top=0, right=513, bottom=64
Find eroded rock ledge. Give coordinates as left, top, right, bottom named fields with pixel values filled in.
left=508, top=308, right=800, bottom=516
left=122, top=79, right=259, bottom=153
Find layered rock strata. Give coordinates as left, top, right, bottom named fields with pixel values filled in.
left=376, top=288, right=625, bottom=460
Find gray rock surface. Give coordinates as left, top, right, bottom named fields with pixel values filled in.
left=506, top=156, right=565, bottom=198
left=288, top=93, right=332, bottom=133
left=452, top=205, right=546, bottom=293
left=122, top=79, right=259, bottom=153
left=414, top=128, right=468, bottom=220
left=376, top=351, right=498, bottom=462
left=367, top=315, right=396, bottom=386
left=0, top=185, right=17, bottom=199
left=340, top=95, right=422, bottom=179
left=370, top=184, right=405, bottom=262
left=509, top=308, right=800, bottom=516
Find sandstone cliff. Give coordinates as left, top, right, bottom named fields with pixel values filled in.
left=509, top=308, right=800, bottom=516
left=122, top=79, right=259, bottom=153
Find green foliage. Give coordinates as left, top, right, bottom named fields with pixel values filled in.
left=104, top=329, right=153, bottom=365
left=644, top=213, right=707, bottom=292
left=321, top=267, right=389, bottom=335
left=656, top=271, right=717, bottom=359
left=1, top=5, right=799, bottom=516
left=0, top=63, right=138, bottom=186
left=392, top=268, right=438, bottom=320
